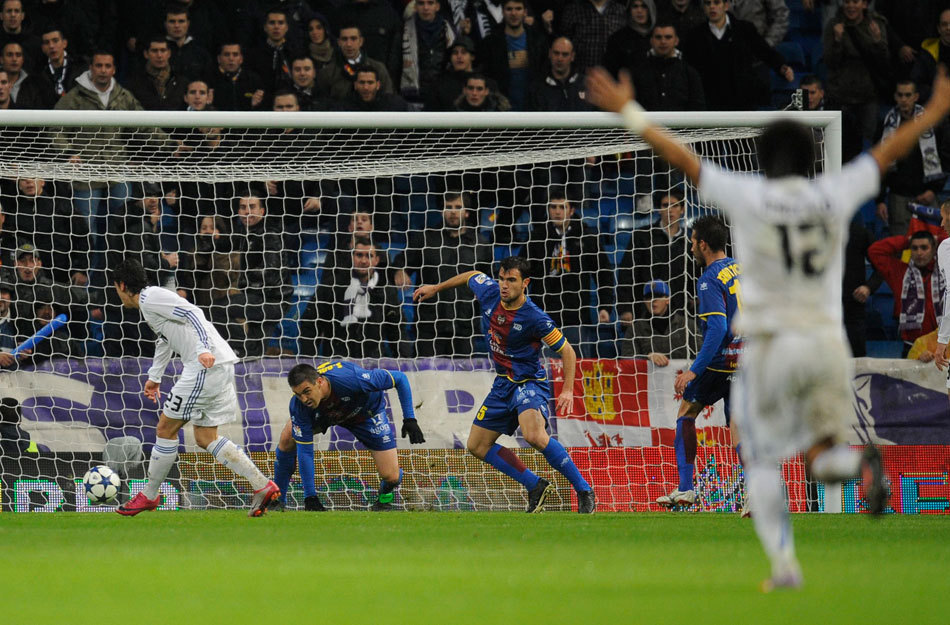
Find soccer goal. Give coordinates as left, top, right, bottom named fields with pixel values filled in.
left=0, top=109, right=844, bottom=513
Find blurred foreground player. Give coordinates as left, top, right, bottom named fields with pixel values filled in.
left=112, top=258, right=279, bottom=517
left=584, top=64, right=950, bottom=589
left=271, top=362, right=425, bottom=511
left=932, top=202, right=950, bottom=390
left=414, top=256, right=596, bottom=513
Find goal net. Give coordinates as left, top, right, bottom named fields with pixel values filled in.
left=0, top=109, right=842, bottom=513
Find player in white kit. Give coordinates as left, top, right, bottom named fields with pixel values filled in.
left=932, top=201, right=950, bottom=385
left=111, top=258, right=280, bottom=517
left=587, top=65, right=950, bottom=590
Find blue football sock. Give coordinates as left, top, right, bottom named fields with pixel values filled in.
left=484, top=444, right=540, bottom=490
left=542, top=438, right=591, bottom=492
left=675, top=417, right=696, bottom=492
left=274, top=447, right=296, bottom=504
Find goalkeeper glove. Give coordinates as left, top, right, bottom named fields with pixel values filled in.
left=304, top=495, right=326, bottom=511
left=401, top=418, right=425, bottom=444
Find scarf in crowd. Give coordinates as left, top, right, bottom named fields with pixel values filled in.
left=882, top=104, right=945, bottom=181
left=48, top=52, right=70, bottom=96
left=401, top=15, right=454, bottom=98
left=342, top=271, right=379, bottom=326
left=145, top=63, right=171, bottom=98
left=473, top=0, right=503, bottom=39
left=899, top=261, right=945, bottom=333
left=309, top=39, right=333, bottom=65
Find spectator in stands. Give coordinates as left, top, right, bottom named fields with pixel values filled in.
left=179, top=215, right=240, bottom=315
left=657, top=0, right=706, bottom=36
left=823, top=0, right=891, bottom=143
left=730, top=0, right=789, bottom=47
left=617, top=189, right=690, bottom=321
left=302, top=234, right=406, bottom=358
left=427, top=35, right=478, bottom=111
left=876, top=79, right=950, bottom=236
left=603, top=0, right=656, bottom=77
left=0, top=194, right=12, bottom=263
left=478, top=0, right=547, bottom=110
left=127, top=36, right=187, bottom=111
left=400, top=0, right=455, bottom=108
left=633, top=22, right=705, bottom=110
left=318, top=25, right=394, bottom=102
left=395, top=191, right=492, bottom=356
left=526, top=36, right=593, bottom=112
left=182, top=77, right=212, bottom=111
left=337, top=0, right=404, bottom=84
left=0, top=285, right=16, bottom=355
left=470, top=0, right=507, bottom=41
left=0, top=0, right=39, bottom=67
left=558, top=0, right=627, bottom=72
left=306, top=15, right=335, bottom=70
left=37, top=26, right=85, bottom=105
left=454, top=73, right=511, bottom=110
left=208, top=42, right=266, bottom=111
left=876, top=0, right=943, bottom=54
left=342, top=65, right=410, bottom=111
left=121, top=183, right=183, bottom=292
left=911, top=8, right=950, bottom=102
left=6, top=176, right=88, bottom=286
left=289, top=55, right=323, bottom=110
left=247, top=8, right=302, bottom=98
left=620, top=279, right=695, bottom=362
left=681, top=0, right=793, bottom=110
left=54, top=51, right=146, bottom=286
left=2, top=41, right=47, bottom=108
left=172, top=79, right=226, bottom=161
left=870, top=230, right=945, bottom=357
left=526, top=187, right=615, bottom=356
left=29, top=0, right=95, bottom=63
left=164, top=5, right=214, bottom=80
left=229, top=190, right=292, bottom=357
left=0, top=67, right=14, bottom=109
left=843, top=213, right=883, bottom=357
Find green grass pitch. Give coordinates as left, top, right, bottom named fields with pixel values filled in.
left=1, top=512, right=947, bottom=625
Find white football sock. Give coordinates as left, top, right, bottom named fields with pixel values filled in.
left=747, top=462, right=799, bottom=578
left=206, top=436, right=269, bottom=491
left=810, top=444, right=861, bottom=482
left=143, top=436, right=178, bottom=500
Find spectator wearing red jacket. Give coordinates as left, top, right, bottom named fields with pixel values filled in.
left=869, top=229, right=946, bottom=355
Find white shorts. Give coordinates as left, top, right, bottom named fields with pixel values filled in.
left=162, top=363, right=239, bottom=428
left=733, top=328, right=853, bottom=463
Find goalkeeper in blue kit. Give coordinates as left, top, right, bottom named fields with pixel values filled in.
left=271, top=361, right=425, bottom=511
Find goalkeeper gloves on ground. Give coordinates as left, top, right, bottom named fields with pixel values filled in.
left=401, top=418, right=425, bottom=444
left=304, top=495, right=326, bottom=511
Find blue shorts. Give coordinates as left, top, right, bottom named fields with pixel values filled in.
left=344, top=411, right=397, bottom=451
left=683, top=369, right=734, bottom=423
left=474, top=377, right=551, bottom=436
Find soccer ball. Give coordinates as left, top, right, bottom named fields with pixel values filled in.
left=82, top=465, right=121, bottom=505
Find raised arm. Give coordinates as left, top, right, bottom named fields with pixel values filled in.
left=412, top=269, right=482, bottom=303
left=871, top=65, right=950, bottom=175
left=586, top=67, right=702, bottom=184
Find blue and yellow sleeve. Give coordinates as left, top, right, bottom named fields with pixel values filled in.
left=539, top=319, right=567, bottom=353
left=468, top=272, right=499, bottom=306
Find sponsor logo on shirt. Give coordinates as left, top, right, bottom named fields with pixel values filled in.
left=700, top=282, right=709, bottom=291
left=362, top=373, right=370, bottom=379
left=474, top=274, right=487, bottom=284
left=513, top=323, right=522, bottom=331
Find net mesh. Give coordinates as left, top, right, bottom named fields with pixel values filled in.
left=0, top=115, right=829, bottom=512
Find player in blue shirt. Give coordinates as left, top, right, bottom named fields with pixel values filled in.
left=414, top=256, right=596, bottom=513
left=270, top=361, right=425, bottom=511
left=657, top=216, right=745, bottom=509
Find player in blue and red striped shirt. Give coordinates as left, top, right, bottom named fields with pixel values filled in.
left=414, top=256, right=596, bottom=513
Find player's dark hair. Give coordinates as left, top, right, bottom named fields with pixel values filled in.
left=111, top=257, right=150, bottom=294
left=288, top=363, right=320, bottom=387
left=757, top=120, right=816, bottom=178
left=499, top=255, right=531, bottom=280
left=691, top=215, right=728, bottom=253
left=910, top=230, right=936, bottom=248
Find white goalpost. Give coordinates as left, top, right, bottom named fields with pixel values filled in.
left=0, top=109, right=842, bottom=512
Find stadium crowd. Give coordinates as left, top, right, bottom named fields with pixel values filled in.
left=0, top=0, right=948, bottom=363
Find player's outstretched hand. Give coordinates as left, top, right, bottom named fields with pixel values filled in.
left=198, top=352, right=215, bottom=368
left=674, top=369, right=697, bottom=395
left=401, top=418, right=426, bottom=444
left=555, top=388, right=574, bottom=416
left=144, top=380, right=161, bottom=404
left=935, top=343, right=949, bottom=371
left=586, top=66, right=635, bottom=114
left=413, top=284, right=438, bottom=303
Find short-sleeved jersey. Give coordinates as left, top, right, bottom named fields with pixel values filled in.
left=698, top=153, right=881, bottom=335
left=139, top=286, right=237, bottom=381
left=697, top=256, right=743, bottom=372
left=468, top=272, right=566, bottom=382
left=289, top=361, right=396, bottom=442
left=938, top=238, right=950, bottom=343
